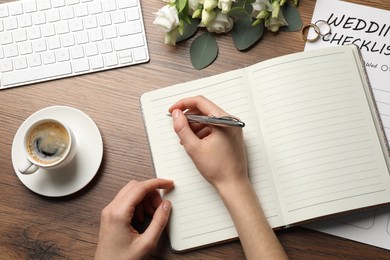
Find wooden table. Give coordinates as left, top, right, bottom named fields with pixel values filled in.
left=1, top=0, right=390, bottom=259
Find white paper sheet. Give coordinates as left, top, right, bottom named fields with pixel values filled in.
left=303, top=0, right=390, bottom=250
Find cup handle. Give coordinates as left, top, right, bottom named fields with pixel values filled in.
left=18, top=159, right=39, bottom=175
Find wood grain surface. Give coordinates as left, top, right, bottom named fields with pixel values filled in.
left=1, top=0, right=390, bottom=259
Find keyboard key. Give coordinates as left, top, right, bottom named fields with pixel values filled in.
left=14, top=56, right=28, bottom=69
left=75, top=31, right=89, bottom=44
left=104, top=53, right=118, bottom=67
left=47, top=36, right=61, bottom=50
left=113, top=34, right=144, bottom=51
left=19, top=42, right=33, bottom=55
left=90, top=56, right=103, bottom=69
left=84, top=16, right=98, bottom=29
left=2, top=62, right=72, bottom=86
left=118, top=21, right=141, bottom=36
left=4, top=44, right=18, bottom=58
left=103, top=0, right=116, bottom=12
left=85, top=43, right=98, bottom=56
left=0, top=59, right=13, bottom=72
left=70, top=46, right=84, bottom=59
left=57, top=49, right=70, bottom=61
left=18, top=15, right=33, bottom=28
left=61, top=6, right=75, bottom=20
left=33, top=39, right=47, bottom=52
left=41, top=24, right=56, bottom=37
left=28, top=27, right=41, bottom=40
left=75, top=4, right=88, bottom=17
left=0, top=5, right=9, bottom=18
left=32, top=12, right=47, bottom=25
left=13, top=29, right=28, bottom=42
left=9, top=2, right=23, bottom=16
left=61, top=34, right=75, bottom=47
left=134, top=47, right=147, bottom=61
left=89, top=2, right=102, bottom=15
left=23, top=0, right=37, bottom=13
left=42, top=51, right=56, bottom=64
left=28, top=54, right=42, bottom=67
left=118, top=50, right=132, bottom=64
left=52, top=0, right=66, bottom=8
left=89, top=28, right=103, bottom=42
left=37, top=0, right=51, bottom=11
left=4, top=17, right=18, bottom=30
left=0, top=31, right=13, bottom=45
left=69, top=19, right=84, bottom=32
left=99, top=41, right=112, bottom=54
left=47, top=9, right=60, bottom=22
left=72, top=59, right=89, bottom=72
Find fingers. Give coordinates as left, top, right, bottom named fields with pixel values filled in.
left=141, top=200, right=172, bottom=249
left=115, top=178, right=174, bottom=219
left=169, top=96, right=227, bottom=117
left=171, top=109, right=200, bottom=149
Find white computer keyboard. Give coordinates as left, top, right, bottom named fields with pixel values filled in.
left=0, top=0, right=149, bottom=89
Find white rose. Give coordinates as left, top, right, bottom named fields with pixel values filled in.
left=204, top=0, right=218, bottom=11
left=153, top=5, right=180, bottom=33
left=206, top=11, right=233, bottom=34
left=218, top=0, right=234, bottom=14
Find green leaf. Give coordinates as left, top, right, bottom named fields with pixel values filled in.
left=280, top=2, right=302, bottom=32
left=243, top=1, right=253, bottom=15
left=190, top=32, right=218, bottom=70
left=176, top=0, right=188, bottom=13
left=176, top=18, right=199, bottom=43
left=228, top=7, right=246, bottom=17
left=232, top=17, right=264, bottom=51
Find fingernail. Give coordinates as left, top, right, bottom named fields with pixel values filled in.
left=172, top=109, right=180, bottom=120
left=163, top=200, right=171, bottom=212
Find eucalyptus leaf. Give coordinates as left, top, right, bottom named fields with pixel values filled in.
left=190, top=32, right=218, bottom=70
left=228, top=7, right=246, bottom=18
left=176, top=18, right=199, bottom=43
left=243, top=1, right=253, bottom=15
left=280, top=2, right=302, bottom=32
left=232, top=17, right=264, bottom=51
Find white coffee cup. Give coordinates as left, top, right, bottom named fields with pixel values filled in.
left=18, top=118, right=76, bottom=175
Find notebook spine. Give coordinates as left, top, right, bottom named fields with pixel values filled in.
left=353, top=44, right=390, bottom=159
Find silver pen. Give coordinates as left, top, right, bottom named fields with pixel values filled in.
left=167, top=114, right=245, bottom=128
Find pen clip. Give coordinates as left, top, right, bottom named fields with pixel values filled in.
left=209, top=115, right=245, bottom=127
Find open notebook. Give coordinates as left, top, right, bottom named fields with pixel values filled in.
left=141, top=45, right=390, bottom=252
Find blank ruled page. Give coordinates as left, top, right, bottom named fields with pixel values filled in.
left=247, top=46, right=390, bottom=225
left=141, top=69, right=283, bottom=251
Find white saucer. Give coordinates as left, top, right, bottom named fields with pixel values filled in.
left=12, top=106, right=103, bottom=197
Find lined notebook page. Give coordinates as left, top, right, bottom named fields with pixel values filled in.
left=247, top=46, right=390, bottom=225
left=141, top=69, right=283, bottom=251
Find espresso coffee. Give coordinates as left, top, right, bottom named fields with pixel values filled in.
left=26, top=121, right=70, bottom=165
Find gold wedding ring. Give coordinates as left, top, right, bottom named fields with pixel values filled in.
left=302, top=20, right=332, bottom=43
left=302, top=23, right=320, bottom=42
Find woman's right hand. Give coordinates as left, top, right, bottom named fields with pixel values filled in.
left=168, top=95, right=249, bottom=192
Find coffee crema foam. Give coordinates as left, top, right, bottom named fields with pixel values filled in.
left=26, top=122, right=69, bottom=165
